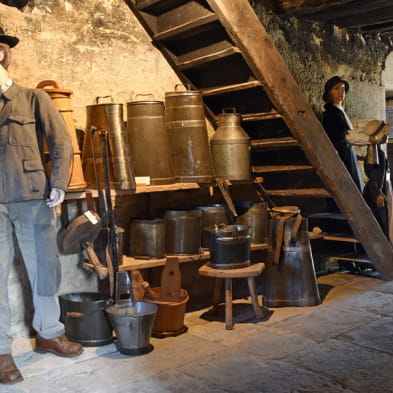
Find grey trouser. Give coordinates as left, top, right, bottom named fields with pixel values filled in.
left=0, top=200, right=64, bottom=354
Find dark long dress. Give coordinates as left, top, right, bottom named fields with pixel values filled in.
left=322, top=103, right=363, bottom=191
left=363, top=148, right=389, bottom=237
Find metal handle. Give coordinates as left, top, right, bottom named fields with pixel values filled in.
left=135, top=93, right=155, bottom=101
left=175, top=83, right=192, bottom=92
left=95, top=96, right=114, bottom=104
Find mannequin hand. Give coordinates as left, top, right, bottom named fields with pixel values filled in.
left=47, top=188, right=65, bottom=208
left=376, top=191, right=385, bottom=209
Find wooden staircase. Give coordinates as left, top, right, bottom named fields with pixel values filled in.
left=124, top=0, right=393, bottom=280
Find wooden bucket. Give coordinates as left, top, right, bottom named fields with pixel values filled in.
left=36, top=80, right=87, bottom=191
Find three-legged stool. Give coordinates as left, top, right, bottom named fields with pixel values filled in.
left=198, top=262, right=265, bottom=330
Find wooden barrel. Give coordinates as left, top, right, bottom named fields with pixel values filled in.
left=36, top=80, right=87, bottom=191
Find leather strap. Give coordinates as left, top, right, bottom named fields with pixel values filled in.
left=273, top=212, right=303, bottom=265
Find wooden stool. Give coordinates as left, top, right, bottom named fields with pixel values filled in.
left=198, top=262, right=265, bottom=330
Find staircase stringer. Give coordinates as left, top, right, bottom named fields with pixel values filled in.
left=206, top=0, right=393, bottom=280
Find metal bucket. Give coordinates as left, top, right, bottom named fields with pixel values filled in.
left=210, top=109, right=251, bottom=180
left=128, top=218, right=166, bottom=259
left=235, top=201, right=268, bottom=244
left=59, top=292, right=113, bottom=347
left=165, top=85, right=214, bottom=183
left=83, top=97, right=135, bottom=190
left=126, top=98, right=175, bottom=185
left=196, top=204, right=231, bottom=248
left=262, top=207, right=321, bottom=307
left=144, top=288, right=189, bottom=338
left=164, top=209, right=202, bottom=255
left=106, top=301, right=157, bottom=355
left=204, top=224, right=252, bottom=269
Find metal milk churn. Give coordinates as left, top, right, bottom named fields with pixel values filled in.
left=36, top=80, right=87, bottom=191
left=126, top=96, right=175, bottom=185
left=210, top=108, right=251, bottom=180
left=83, top=97, right=135, bottom=190
left=165, top=85, right=214, bottom=183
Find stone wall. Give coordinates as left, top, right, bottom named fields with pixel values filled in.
left=250, top=1, right=392, bottom=124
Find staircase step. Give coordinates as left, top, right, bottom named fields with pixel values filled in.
left=250, top=137, right=298, bottom=150
left=201, top=80, right=262, bottom=97
left=136, top=0, right=186, bottom=14
left=252, top=164, right=313, bottom=173
left=266, top=188, right=330, bottom=197
left=154, top=14, right=218, bottom=41
left=242, top=111, right=282, bottom=122
left=177, top=46, right=241, bottom=70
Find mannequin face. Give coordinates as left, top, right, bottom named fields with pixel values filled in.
left=328, top=82, right=346, bottom=105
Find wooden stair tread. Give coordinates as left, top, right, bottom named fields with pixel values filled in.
left=242, top=111, right=282, bottom=121
left=154, top=13, right=218, bottom=41
left=177, top=46, right=241, bottom=70
left=266, top=188, right=330, bottom=197
left=252, top=164, right=313, bottom=173
left=136, top=0, right=186, bottom=14
left=251, top=137, right=298, bottom=149
left=201, top=80, right=263, bottom=96
left=308, top=212, right=347, bottom=220
left=322, top=233, right=360, bottom=243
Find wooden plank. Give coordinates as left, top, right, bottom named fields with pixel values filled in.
left=177, top=46, right=241, bottom=70
left=251, top=137, right=298, bottom=149
left=154, top=13, right=218, bottom=41
left=206, top=0, right=393, bottom=280
left=252, top=164, right=313, bottom=173
left=266, top=188, right=330, bottom=197
left=201, top=80, right=262, bottom=96
left=242, top=111, right=282, bottom=121
left=65, top=182, right=200, bottom=200
left=120, top=243, right=268, bottom=271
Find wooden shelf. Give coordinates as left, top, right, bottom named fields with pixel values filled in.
left=119, top=243, right=268, bottom=271
left=65, top=182, right=200, bottom=200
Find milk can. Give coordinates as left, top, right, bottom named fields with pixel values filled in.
left=126, top=96, right=175, bottom=185
left=83, top=97, right=135, bottom=190
left=165, top=85, right=214, bottom=183
left=210, top=108, right=251, bottom=180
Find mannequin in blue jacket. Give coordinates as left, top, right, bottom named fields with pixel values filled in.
left=0, top=28, right=83, bottom=385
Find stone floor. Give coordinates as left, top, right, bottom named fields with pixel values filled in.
left=3, top=271, right=393, bottom=393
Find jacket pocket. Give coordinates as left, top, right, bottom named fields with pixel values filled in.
left=23, top=159, right=47, bottom=194
left=8, top=115, right=37, bottom=146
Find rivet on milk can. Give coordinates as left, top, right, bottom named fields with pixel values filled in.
left=83, top=96, right=136, bottom=190
left=126, top=95, right=175, bottom=185
left=262, top=206, right=321, bottom=307
left=165, top=84, right=214, bottom=184
left=36, top=80, right=87, bottom=191
left=210, top=108, right=251, bottom=181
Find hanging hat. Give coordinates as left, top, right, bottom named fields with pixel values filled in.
left=323, top=76, right=349, bottom=102
left=0, top=27, right=19, bottom=48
